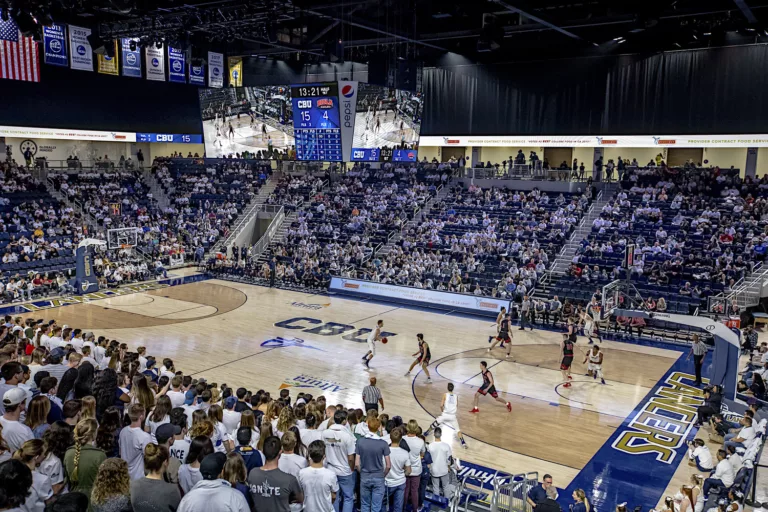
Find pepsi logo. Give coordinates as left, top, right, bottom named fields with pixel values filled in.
left=76, top=45, right=86, bottom=56
left=407, top=152, right=415, bottom=159
left=341, top=84, right=355, bottom=98
left=50, top=40, right=61, bottom=53
left=151, top=58, right=159, bottom=67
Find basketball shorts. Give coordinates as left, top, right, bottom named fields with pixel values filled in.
left=367, top=340, right=376, bottom=356
left=417, top=356, right=431, bottom=365
left=560, top=356, right=573, bottom=370
left=584, top=323, right=597, bottom=337
left=436, top=412, right=460, bottom=431
left=587, top=362, right=602, bottom=373
left=496, top=333, right=510, bottom=342
left=478, top=385, right=498, bottom=398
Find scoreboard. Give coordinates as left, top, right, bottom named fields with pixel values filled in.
left=291, top=83, right=342, bottom=161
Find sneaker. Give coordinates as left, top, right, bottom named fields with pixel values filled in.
left=506, top=402, right=512, bottom=412
left=487, top=336, right=493, bottom=343
left=361, top=354, right=367, bottom=360
left=462, top=443, right=469, bottom=450
left=601, top=378, right=606, bottom=385
left=588, top=339, right=594, bottom=344
left=469, top=407, right=479, bottom=413
left=563, top=382, right=571, bottom=388
left=593, top=372, right=597, bottom=380
left=487, top=348, right=491, bottom=353
left=404, top=372, right=410, bottom=377
left=363, top=360, right=370, bottom=368
left=567, top=375, right=573, bottom=380
left=427, top=378, right=432, bottom=383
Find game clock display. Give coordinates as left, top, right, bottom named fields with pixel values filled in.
left=291, top=83, right=342, bottom=161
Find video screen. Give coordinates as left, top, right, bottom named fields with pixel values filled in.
left=291, top=83, right=342, bottom=161
left=351, top=83, right=422, bottom=162
left=199, top=86, right=294, bottom=158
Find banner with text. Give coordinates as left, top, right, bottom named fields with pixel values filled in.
left=68, top=25, right=93, bottom=71
left=167, top=46, right=186, bottom=83
left=97, top=41, right=119, bottom=75
left=419, top=134, right=768, bottom=148
left=120, top=39, right=141, bottom=78
left=189, top=62, right=205, bottom=85
left=338, top=80, right=358, bottom=162
left=228, top=56, right=242, bottom=87
left=329, top=277, right=508, bottom=315
left=145, top=45, right=165, bottom=81
left=208, top=52, right=223, bottom=88
left=42, top=25, right=68, bottom=67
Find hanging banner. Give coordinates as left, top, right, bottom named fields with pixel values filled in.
left=68, top=25, right=93, bottom=71
left=145, top=44, right=165, bottom=81
left=228, top=56, right=242, bottom=87
left=121, top=38, right=141, bottom=78
left=42, top=24, right=68, bottom=67
left=189, top=62, right=205, bottom=85
left=338, top=80, right=358, bottom=161
left=208, top=51, right=223, bottom=88
left=167, top=46, right=186, bottom=83
left=97, top=41, right=119, bottom=75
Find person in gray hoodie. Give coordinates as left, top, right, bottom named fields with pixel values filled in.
left=177, top=453, right=249, bottom=512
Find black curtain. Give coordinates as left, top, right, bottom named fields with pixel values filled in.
left=423, top=45, right=768, bottom=135
left=0, top=64, right=203, bottom=133
left=241, top=59, right=368, bottom=86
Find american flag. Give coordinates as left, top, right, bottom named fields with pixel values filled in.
left=0, top=18, right=40, bottom=82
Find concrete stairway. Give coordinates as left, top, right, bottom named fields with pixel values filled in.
left=141, top=169, right=171, bottom=209
left=211, top=176, right=279, bottom=255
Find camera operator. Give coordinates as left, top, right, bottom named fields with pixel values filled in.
left=687, top=438, right=713, bottom=472
left=694, top=385, right=722, bottom=428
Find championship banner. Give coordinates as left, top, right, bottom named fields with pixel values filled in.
left=189, top=62, right=205, bottom=85
left=42, top=24, right=68, bottom=67
left=97, top=41, right=119, bottom=75
left=208, top=51, right=223, bottom=88
left=145, top=44, right=165, bottom=81
left=228, top=56, right=242, bottom=87
left=75, top=246, right=100, bottom=295
left=68, top=25, right=93, bottom=71
left=120, top=38, right=141, bottom=77
left=167, top=46, right=186, bottom=83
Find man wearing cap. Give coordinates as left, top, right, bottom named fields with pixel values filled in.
left=155, top=423, right=182, bottom=484
left=177, top=452, right=250, bottom=512
left=1, top=388, right=33, bottom=451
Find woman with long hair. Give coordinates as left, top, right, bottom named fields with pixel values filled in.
left=189, top=409, right=208, bottom=431
left=223, top=452, right=253, bottom=507
left=90, top=458, right=132, bottom=512
left=208, top=404, right=233, bottom=453
left=13, top=439, right=54, bottom=512
left=679, top=486, right=695, bottom=512
left=80, top=396, right=97, bottom=423
left=130, top=443, right=181, bottom=511
left=288, top=426, right=307, bottom=458
left=145, top=395, right=172, bottom=439
left=572, top=489, right=590, bottom=512
left=74, top=361, right=95, bottom=399
left=56, top=366, right=78, bottom=403
left=690, top=474, right=705, bottom=512
left=93, top=368, right=130, bottom=420
left=256, top=422, right=273, bottom=452
left=131, top=374, right=155, bottom=412
left=41, top=422, right=71, bottom=495
left=28, top=348, right=45, bottom=384
left=179, top=436, right=213, bottom=494
left=96, top=406, right=123, bottom=458
left=238, top=409, right=261, bottom=449
left=25, top=395, right=52, bottom=439
left=276, top=405, right=295, bottom=438
left=63, top=419, right=106, bottom=503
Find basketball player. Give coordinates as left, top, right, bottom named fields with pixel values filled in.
left=404, top=333, right=432, bottom=382
left=580, top=307, right=602, bottom=345
left=487, top=313, right=512, bottom=359
left=228, top=122, right=235, bottom=140
left=361, top=319, right=383, bottom=368
left=560, top=333, right=575, bottom=387
left=261, top=123, right=267, bottom=141
left=470, top=361, right=511, bottom=413
left=487, top=307, right=507, bottom=346
left=425, top=382, right=467, bottom=448
left=584, top=345, right=606, bottom=384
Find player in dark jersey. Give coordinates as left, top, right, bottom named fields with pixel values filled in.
left=488, top=313, right=513, bottom=359
left=404, top=333, right=432, bottom=383
left=470, top=361, right=511, bottom=413
left=560, top=333, right=575, bottom=387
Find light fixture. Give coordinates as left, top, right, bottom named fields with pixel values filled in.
left=129, top=39, right=137, bottom=51
left=156, top=41, right=163, bottom=49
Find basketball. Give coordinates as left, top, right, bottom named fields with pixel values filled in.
left=382, top=337, right=388, bottom=344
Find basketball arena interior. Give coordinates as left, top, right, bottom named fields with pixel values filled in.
left=1, top=1, right=768, bottom=512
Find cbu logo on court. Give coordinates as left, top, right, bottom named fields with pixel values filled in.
left=261, top=337, right=323, bottom=351
left=274, top=317, right=397, bottom=343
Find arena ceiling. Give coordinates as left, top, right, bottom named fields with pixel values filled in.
left=4, top=0, right=768, bottom=64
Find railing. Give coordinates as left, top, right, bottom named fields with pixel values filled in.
left=32, top=159, right=144, bottom=171
left=491, top=472, right=538, bottom=512
left=247, top=205, right=285, bottom=262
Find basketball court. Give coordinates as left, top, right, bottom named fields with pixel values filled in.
left=12, top=271, right=710, bottom=510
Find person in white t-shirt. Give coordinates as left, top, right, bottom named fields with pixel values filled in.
left=14, top=439, right=53, bottom=512
left=145, top=396, right=172, bottom=443
left=278, top=431, right=308, bottom=477
left=403, top=420, right=425, bottom=512
left=222, top=397, right=242, bottom=438
left=120, top=404, right=153, bottom=480
left=137, top=347, right=148, bottom=372
left=0, top=388, right=34, bottom=451
left=428, top=428, right=454, bottom=498
left=299, top=441, right=339, bottom=512
left=166, top=376, right=187, bottom=409
left=168, top=414, right=191, bottom=463
left=724, top=416, right=756, bottom=451
left=80, top=346, right=98, bottom=368
left=384, top=428, right=411, bottom=512
left=70, top=330, right=85, bottom=353
left=321, top=410, right=356, bottom=512
left=299, top=413, right=323, bottom=447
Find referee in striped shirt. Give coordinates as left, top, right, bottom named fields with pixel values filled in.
left=362, top=377, right=384, bottom=413
left=690, top=334, right=708, bottom=387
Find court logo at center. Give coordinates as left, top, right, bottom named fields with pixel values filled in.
left=280, top=374, right=346, bottom=393
left=261, top=337, right=323, bottom=351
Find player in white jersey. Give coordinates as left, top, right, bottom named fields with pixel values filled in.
left=580, top=307, right=602, bottom=345
left=361, top=319, right=383, bottom=368
left=584, top=345, right=606, bottom=384
left=425, top=383, right=467, bottom=448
